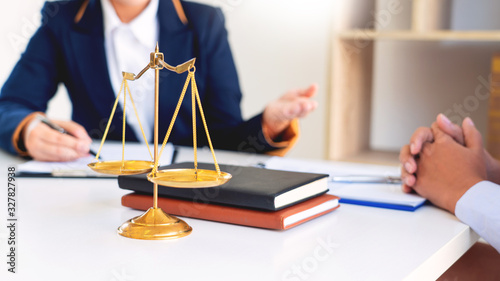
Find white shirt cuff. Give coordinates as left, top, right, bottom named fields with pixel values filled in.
left=455, top=180, right=500, bottom=253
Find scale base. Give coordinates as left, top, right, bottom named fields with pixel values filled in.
left=118, top=207, right=192, bottom=240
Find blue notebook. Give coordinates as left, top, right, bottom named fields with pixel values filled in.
left=338, top=198, right=425, bottom=211
left=329, top=183, right=426, bottom=212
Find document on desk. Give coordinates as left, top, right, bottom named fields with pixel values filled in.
left=265, top=157, right=426, bottom=211
left=17, top=142, right=175, bottom=178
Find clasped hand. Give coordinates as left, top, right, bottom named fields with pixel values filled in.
left=399, top=114, right=499, bottom=213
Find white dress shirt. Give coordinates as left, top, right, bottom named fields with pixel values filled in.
left=101, top=0, right=159, bottom=142
left=455, top=180, right=500, bottom=253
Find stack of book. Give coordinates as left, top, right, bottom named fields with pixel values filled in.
left=118, top=162, right=339, bottom=230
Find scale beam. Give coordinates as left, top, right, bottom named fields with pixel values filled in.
left=158, top=58, right=196, bottom=74
left=122, top=64, right=150, bottom=81
left=122, top=58, right=196, bottom=81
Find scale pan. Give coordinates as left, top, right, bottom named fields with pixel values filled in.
left=148, top=168, right=232, bottom=188
left=88, top=160, right=154, bottom=175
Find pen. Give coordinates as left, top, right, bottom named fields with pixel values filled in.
left=171, top=146, right=179, bottom=164
left=331, top=175, right=402, bottom=184
left=35, top=114, right=98, bottom=157
left=254, top=162, right=401, bottom=184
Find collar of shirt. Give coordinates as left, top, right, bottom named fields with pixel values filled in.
left=100, top=0, right=159, bottom=142
left=101, top=0, right=159, bottom=48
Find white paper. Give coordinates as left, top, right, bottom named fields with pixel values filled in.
left=17, top=155, right=97, bottom=174
left=330, top=183, right=425, bottom=207
left=265, top=156, right=401, bottom=178
left=17, top=141, right=175, bottom=176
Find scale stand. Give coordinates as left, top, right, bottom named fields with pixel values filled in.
left=88, top=43, right=231, bottom=240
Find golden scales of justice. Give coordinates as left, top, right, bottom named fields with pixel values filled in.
left=87, top=43, right=232, bottom=240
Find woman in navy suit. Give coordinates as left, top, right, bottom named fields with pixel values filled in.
left=0, top=0, right=317, bottom=161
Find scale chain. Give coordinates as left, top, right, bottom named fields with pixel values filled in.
left=121, top=80, right=128, bottom=169
left=156, top=71, right=193, bottom=170
left=192, top=76, right=221, bottom=177
left=125, top=80, right=153, bottom=160
left=191, top=72, right=198, bottom=179
left=94, top=80, right=125, bottom=161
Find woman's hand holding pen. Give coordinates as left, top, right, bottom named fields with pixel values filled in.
left=24, top=118, right=92, bottom=162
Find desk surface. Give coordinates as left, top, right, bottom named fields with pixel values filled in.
left=0, top=147, right=478, bottom=281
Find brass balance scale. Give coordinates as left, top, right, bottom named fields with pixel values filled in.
left=88, top=43, right=231, bottom=240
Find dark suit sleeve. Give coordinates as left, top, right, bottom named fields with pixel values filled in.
left=195, top=7, right=279, bottom=153
left=0, top=3, right=62, bottom=154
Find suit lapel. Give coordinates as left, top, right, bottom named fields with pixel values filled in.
left=157, top=0, right=196, bottom=133
left=69, top=0, right=117, bottom=119
left=69, top=0, right=137, bottom=140
left=69, top=33, right=118, bottom=120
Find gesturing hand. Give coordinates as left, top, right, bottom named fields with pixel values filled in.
left=262, top=84, right=318, bottom=140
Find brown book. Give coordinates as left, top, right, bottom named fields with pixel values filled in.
left=122, top=193, right=340, bottom=230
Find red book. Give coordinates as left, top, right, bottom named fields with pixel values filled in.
left=121, top=193, right=340, bottom=230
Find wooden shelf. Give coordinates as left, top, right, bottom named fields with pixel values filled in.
left=328, top=1, right=498, bottom=164
left=338, top=30, right=500, bottom=41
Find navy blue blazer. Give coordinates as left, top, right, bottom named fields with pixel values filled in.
left=0, top=0, right=277, bottom=155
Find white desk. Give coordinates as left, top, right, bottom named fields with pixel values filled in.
left=0, top=148, right=478, bottom=281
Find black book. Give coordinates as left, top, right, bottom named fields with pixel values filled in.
left=118, top=162, right=329, bottom=211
